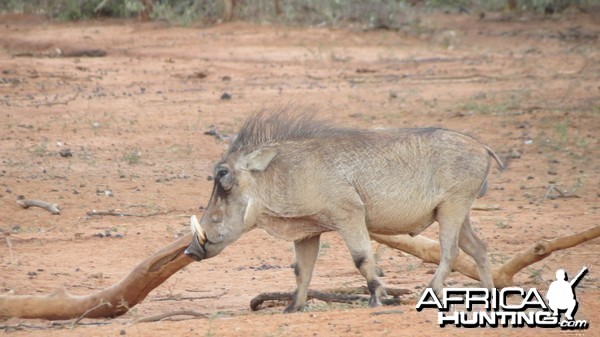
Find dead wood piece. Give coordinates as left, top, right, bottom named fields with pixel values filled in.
left=471, top=204, right=501, bottom=211
left=16, top=197, right=60, bottom=215
left=61, top=49, right=107, bottom=58
left=250, top=288, right=409, bottom=311
left=543, top=185, right=580, bottom=200
left=152, top=291, right=226, bottom=302
left=86, top=209, right=163, bottom=217
left=135, top=310, right=207, bottom=323
left=1, top=321, right=111, bottom=332
left=0, top=233, right=195, bottom=320
left=370, top=309, right=404, bottom=315
left=30, top=91, right=80, bottom=107
left=2, top=219, right=597, bottom=320
left=4, top=235, right=14, bottom=264
left=371, top=225, right=600, bottom=288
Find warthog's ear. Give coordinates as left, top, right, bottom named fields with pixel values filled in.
left=236, top=148, right=277, bottom=172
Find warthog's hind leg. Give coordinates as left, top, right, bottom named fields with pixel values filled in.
left=458, top=214, right=494, bottom=289
left=428, top=201, right=469, bottom=297
left=284, top=234, right=321, bottom=313
left=339, top=225, right=387, bottom=307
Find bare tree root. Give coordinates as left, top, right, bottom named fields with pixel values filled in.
left=0, top=233, right=195, bottom=320
left=250, top=287, right=411, bottom=311
left=16, top=196, right=60, bottom=215
left=371, top=225, right=600, bottom=288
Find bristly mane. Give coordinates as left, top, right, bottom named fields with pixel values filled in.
left=227, top=109, right=336, bottom=154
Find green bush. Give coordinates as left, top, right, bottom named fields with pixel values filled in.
left=0, top=0, right=144, bottom=20
left=0, top=0, right=598, bottom=23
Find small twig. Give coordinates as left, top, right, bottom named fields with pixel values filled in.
left=370, top=309, right=405, bottom=316
left=135, top=310, right=207, bottom=323
left=204, top=128, right=232, bottom=142
left=71, top=301, right=112, bottom=326
left=86, top=210, right=164, bottom=217
left=543, top=185, right=580, bottom=200
left=16, top=196, right=60, bottom=215
left=471, top=204, right=501, bottom=211
left=61, top=49, right=106, bottom=58
left=4, top=234, right=14, bottom=264
left=152, top=291, right=227, bottom=302
left=1, top=321, right=111, bottom=331
left=30, top=91, right=80, bottom=107
left=184, top=288, right=212, bottom=293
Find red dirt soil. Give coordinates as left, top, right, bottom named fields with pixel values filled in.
left=0, top=10, right=598, bottom=336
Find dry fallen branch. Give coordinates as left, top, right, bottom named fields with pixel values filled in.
left=471, top=204, right=501, bottom=211
left=1, top=222, right=597, bottom=320
left=16, top=196, right=60, bottom=215
left=1, top=321, right=111, bottom=332
left=151, top=290, right=226, bottom=302
left=86, top=209, right=167, bottom=217
left=135, top=310, right=207, bottom=323
left=0, top=233, right=195, bottom=319
left=27, top=91, right=81, bottom=108
left=543, top=184, right=581, bottom=200
left=3, top=234, right=14, bottom=264
left=371, top=225, right=600, bottom=288
left=250, top=287, right=410, bottom=311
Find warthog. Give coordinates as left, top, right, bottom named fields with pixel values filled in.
left=186, top=111, right=503, bottom=312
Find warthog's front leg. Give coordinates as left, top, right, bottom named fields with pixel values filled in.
left=284, top=234, right=321, bottom=313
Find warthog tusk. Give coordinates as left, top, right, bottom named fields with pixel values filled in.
left=190, top=215, right=206, bottom=245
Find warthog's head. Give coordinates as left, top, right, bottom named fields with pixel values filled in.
left=185, top=146, right=277, bottom=260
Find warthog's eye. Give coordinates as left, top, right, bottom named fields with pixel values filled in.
left=216, top=167, right=233, bottom=191
left=216, top=168, right=228, bottom=180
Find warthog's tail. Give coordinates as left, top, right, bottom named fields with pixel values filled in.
left=484, top=145, right=505, bottom=171
left=478, top=145, right=505, bottom=198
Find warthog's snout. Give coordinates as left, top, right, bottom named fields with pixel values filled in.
left=185, top=215, right=207, bottom=261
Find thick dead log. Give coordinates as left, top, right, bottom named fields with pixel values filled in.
left=1, top=224, right=597, bottom=320
left=370, top=234, right=481, bottom=281
left=0, top=233, right=195, bottom=320
left=371, top=225, right=600, bottom=288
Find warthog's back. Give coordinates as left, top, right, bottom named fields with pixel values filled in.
left=268, top=127, right=494, bottom=236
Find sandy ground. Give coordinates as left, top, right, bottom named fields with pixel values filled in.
left=0, top=10, right=598, bottom=337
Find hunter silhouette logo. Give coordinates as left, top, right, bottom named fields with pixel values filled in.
left=546, top=267, right=587, bottom=321
left=415, top=267, right=589, bottom=329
